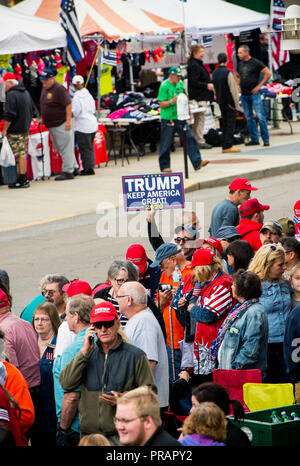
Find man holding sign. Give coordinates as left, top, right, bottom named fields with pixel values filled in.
left=157, top=67, right=209, bottom=173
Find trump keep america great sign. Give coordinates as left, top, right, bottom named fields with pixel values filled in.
left=122, top=173, right=185, bottom=211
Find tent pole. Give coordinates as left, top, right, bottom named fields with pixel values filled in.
left=97, top=36, right=102, bottom=120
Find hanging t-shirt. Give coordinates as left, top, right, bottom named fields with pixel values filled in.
left=100, top=65, right=113, bottom=96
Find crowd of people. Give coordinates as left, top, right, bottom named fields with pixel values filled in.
left=0, top=174, right=299, bottom=447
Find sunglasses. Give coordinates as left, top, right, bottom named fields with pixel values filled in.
left=93, top=320, right=115, bottom=329
left=174, top=237, right=192, bottom=244
left=264, top=244, right=278, bottom=264
left=114, top=278, right=128, bottom=285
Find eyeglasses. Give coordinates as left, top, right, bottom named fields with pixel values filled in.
left=174, top=237, right=192, bottom=244
left=113, top=415, right=147, bottom=426
left=93, top=320, right=115, bottom=329
left=114, top=278, right=128, bottom=285
left=115, top=294, right=129, bottom=299
left=42, top=289, right=56, bottom=296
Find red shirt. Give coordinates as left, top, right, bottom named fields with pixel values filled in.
left=236, top=219, right=263, bottom=251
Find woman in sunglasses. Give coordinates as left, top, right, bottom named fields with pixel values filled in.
left=248, top=243, right=292, bottom=383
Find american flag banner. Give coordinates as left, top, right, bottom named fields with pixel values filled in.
left=60, top=0, right=84, bottom=67
left=271, top=0, right=289, bottom=72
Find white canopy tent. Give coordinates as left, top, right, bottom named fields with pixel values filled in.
left=0, top=5, right=66, bottom=54
left=127, top=0, right=270, bottom=37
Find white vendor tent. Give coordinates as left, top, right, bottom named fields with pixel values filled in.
left=14, top=0, right=184, bottom=42
left=127, top=0, right=270, bottom=36
left=0, top=5, right=66, bottom=54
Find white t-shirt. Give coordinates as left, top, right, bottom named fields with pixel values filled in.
left=72, top=88, right=98, bottom=133
left=124, top=308, right=169, bottom=408
left=54, top=320, right=76, bottom=358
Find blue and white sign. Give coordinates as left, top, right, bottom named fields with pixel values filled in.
left=122, top=172, right=185, bottom=211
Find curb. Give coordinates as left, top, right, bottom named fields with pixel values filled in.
left=184, top=162, right=300, bottom=193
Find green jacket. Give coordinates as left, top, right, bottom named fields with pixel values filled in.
left=59, top=335, right=157, bottom=436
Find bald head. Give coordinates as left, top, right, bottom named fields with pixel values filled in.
left=117, top=281, right=148, bottom=319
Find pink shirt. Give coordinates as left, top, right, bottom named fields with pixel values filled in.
left=0, top=312, right=40, bottom=388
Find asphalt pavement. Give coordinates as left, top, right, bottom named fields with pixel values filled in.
left=0, top=120, right=299, bottom=232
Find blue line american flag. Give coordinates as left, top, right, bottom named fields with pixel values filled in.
left=60, top=0, right=84, bottom=67
left=271, top=0, right=289, bottom=72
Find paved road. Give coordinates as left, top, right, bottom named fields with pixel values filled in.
left=1, top=170, right=299, bottom=315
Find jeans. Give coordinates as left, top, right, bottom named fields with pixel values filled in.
left=159, top=119, right=202, bottom=171
left=240, top=93, right=269, bottom=143
left=166, top=344, right=182, bottom=383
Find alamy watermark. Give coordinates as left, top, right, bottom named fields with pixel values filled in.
left=95, top=197, right=205, bottom=240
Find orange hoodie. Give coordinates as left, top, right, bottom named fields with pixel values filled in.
left=3, top=360, right=35, bottom=446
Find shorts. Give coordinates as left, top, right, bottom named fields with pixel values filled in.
left=7, top=133, right=28, bottom=160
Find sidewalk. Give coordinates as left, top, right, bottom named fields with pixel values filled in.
left=1, top=121, right=299, bottom=232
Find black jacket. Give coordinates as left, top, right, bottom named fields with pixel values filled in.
left=144, top=426, right=181, bottom=446
left=3, top=82, right=33, bottom=134
left=187, top=57, right=214, bottom=102
left=284, top=304, right=300, bottom=382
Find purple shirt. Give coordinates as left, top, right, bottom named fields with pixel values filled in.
left=0, top=312, right=40, bottom=388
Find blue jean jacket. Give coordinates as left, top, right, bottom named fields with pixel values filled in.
left=259, top=279, right=292, bottom=343
left=218, top=302, right=269, bottom=377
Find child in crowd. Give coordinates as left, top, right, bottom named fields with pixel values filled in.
left=290, top=264, right=300, bottom=309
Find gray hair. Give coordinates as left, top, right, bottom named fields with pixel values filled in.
left=239, top=44, right=250, bottom=53
left=0, top=330, right=6, bottom=361
left=42, top=274, right=69, bottom=294
left=122, top=282, right=148, bottom=305
left=67, top=294, right=95, bottom=324
left=6, top=79, right=18, bottom=86
left=107, top=260, right=139, bottom=282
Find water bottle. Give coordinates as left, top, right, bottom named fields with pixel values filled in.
left=291, top=412, right=300, bottom=420
left=281, top=411, right=291, bottom=422
left=270, top=410, right=282, bottom=423
left=292, top=107, right=298, bottom=122
left=172, top=265, right=181, bottom=285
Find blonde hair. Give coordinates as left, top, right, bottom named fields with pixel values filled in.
left=182, top=402, right=226, bottom=442
left=188, top=44, right=204, bottom=61
left=248, top=243, right=285, bottom=280
left=117, top=386, right=161, bottom=427
left=192, top=256, right=223, bottom=284
left=290, top=263, right=300, bottom=279
left=78, top=434, right=110, bottom=446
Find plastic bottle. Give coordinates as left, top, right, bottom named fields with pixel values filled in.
left=177, top=93, right=189, bottom=121
left=291, top=412, right=300, bottom=421
left=292, top=107, right=298, bottom=122
left=172, top=265, right=181, bottom=285
left=281, top=411, right=291, bottom=422
left=270, top=411, right=282, bottom=423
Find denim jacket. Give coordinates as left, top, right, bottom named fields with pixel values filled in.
left=218, top=302, right=269, bottom=376
left=259, top=279, right=292, bottom=343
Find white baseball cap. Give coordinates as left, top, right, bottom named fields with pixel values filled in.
left=72, top=75, right=84, bottom=85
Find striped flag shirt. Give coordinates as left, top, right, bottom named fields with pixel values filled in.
left=60, top=0, right=84, bottom=67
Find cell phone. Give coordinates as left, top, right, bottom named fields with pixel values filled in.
left=89, top=336, right=94, bottom=344
left=106, top=391, right=115, bottom=396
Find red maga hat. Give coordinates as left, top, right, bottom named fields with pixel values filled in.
left=126, top=244, right=148, bottom=275
left=239, top=198, right=270, bottom=217
left=0, top=72, right=16, bottom=83
left=190, top=248, right=216, bottom=268
left=203, top=238, right=223, bottom=256
left=229, top=177, right=258, bottom=191
left=90, top=301, right=118, bottom=323
left=0, top=289, right=9, bottom=309
left=62, top=280, right=92, bottom=297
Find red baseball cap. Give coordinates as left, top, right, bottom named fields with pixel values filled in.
left=203, top=238, right=223, bottom=256
left=90, top=301, right=118, bottom=323
left=126, top=244, right=148, bottom=275
left=190, top=248, right=215, bottom=268
left=239, top=198, right=270, bottom=217
left=0, top=289, right=9, bottom=309
left=62, top=279, right=92, bottom=297
left=0, top=72, right=16, bottom=83
left=229, top=177, right=258, bottom=191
